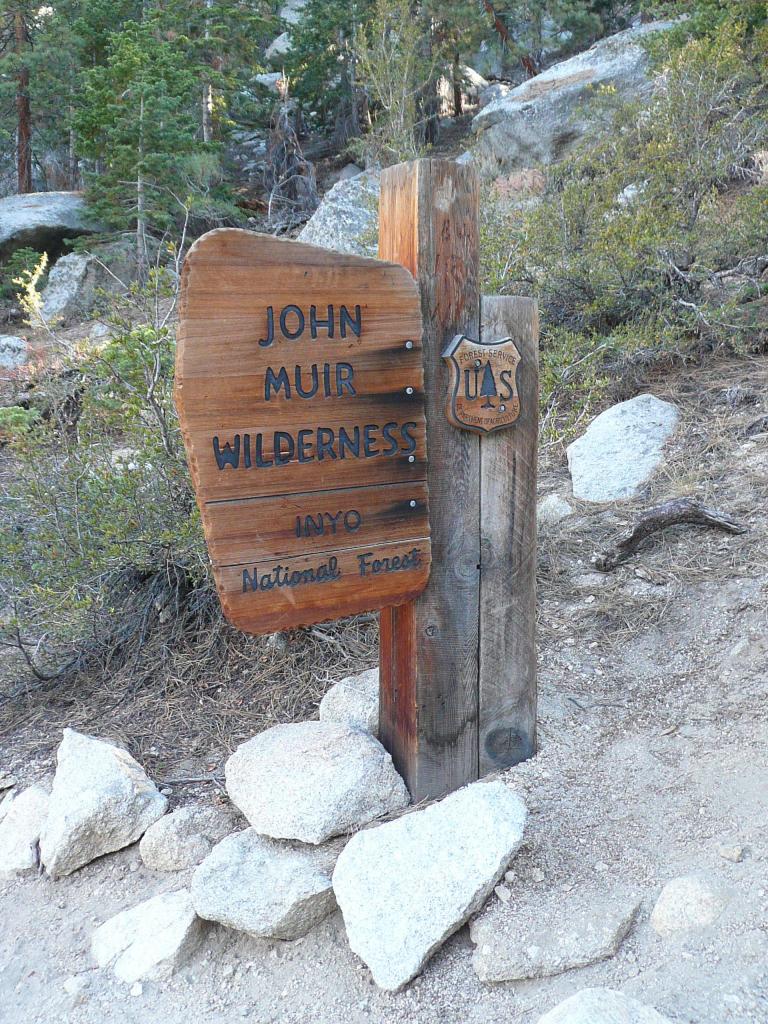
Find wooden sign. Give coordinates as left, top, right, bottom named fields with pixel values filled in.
left=442, top=333, right=521, bottom=434
left=175, top=229, right=431, bottom=635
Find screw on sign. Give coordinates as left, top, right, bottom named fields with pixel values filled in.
left=174, top=229, right=431, bottom=636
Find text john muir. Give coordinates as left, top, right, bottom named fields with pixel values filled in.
left=175, top=229, right=431, bottom=635
left=211, top=304, right=418, bottom=472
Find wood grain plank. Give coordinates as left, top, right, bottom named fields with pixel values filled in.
left=203, top=481, right=429, bottom=565
left=175, top=228, right=432, bottom=635
left=478, top=296, right=538, bottom=774
left=217, top=539, right=431, bottom=634
left=378, top=159, right=481, bottom=801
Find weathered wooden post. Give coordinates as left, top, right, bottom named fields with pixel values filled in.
left=378, top=159, right=538, bottom=800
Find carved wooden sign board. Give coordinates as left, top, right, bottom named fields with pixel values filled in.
left=175, top=229, right=431, bottom=635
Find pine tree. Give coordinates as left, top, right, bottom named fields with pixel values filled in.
left=74, top=20, right=206, bottom=267
left=479, top=362, right=498, bottom=408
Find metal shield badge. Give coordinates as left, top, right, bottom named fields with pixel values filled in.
left=442, top=334, right=522, bottom=434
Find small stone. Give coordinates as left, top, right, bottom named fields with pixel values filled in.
left=0, top=786, right=49, bottom=879
left=718, top=845, right=744, bottom=863
left=650, top=875, right=729, bottom=937
left=471, top=890, right=639, bottom=982
left=537, top=987, right=672, bottom=1024
left=40, top=729, right=167, bottom=878
left=0, top=335, right=27, bottom=370
left=192, top=828, right=336, bottom=941
left=0, top=771, right=17, bottom=791
left=319, top=667, right=379, bottom=735
left=529, top=867, right=545, bottom=883
left=504, top=870, right=516, bottom=884
left=140, top=802, right=237, bottom=872
left=332, top=780, right=526, bottom=991
left=130, top=982, right=143, bottom=997
left=92, top=889, right=202, bottom=984
left=62, top=975, right=89, bottom=1003
left=225, top=721, right=408, bottom=844
left=537, top=493, right=573, bottom=528
left=494, top=884, right=512, bottom=902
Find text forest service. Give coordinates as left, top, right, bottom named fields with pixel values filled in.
left=175, top=229, right=431, bottom=635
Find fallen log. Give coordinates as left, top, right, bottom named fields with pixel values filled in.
left=594, top=497, right=748, bottom=572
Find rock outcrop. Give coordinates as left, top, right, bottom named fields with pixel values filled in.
left=298, top=172, right=380, bottom=257
left=470, top=22, right=676, bottom=178
left=0, top=192, right=101, bottom=264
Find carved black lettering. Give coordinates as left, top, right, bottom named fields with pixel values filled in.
left=499, top=368, right=514, bottom=400
left=242, top=567, right=257, bottom=591
left=243, top=433, right=252, bottom=468
left=400, top=421, right=418, bottom=453
left=310, top=305, right=334, bottom=339
left=280, top=304, right=305, bottom=339
left=381, top=421, right=399, bottom=455
left=254, top=433, right=273, bottom=468
left=464, top=366, right=479, bottom=399
left=317, top=427, right=337, bottom=460
left=297, top=429, right=314, bottom=463
left=274, top=431, right=295, bottom=466
left=305, top=514, right=323, bottom=536
left=294, top=364, right=319, bottom=399
left=363, top=424, right=380, bottom=457
left=344, top=509, right=362, bottom=531
left=258, top=306, right=274, bottom=347
left=336, top=363, right=356, bottom=396
left=340, top=304, right=362, bottom=338
left=265, top=366, right=291, bottom=400
left=338, top=426, right=360, bottom=458
left=324, top=511, right=342, bottom=534
left=213, top=435, right=240, bottom=470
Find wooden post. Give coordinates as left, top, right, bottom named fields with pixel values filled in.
left=478, top=296, right=538, bottom=774
left=378, top=160, right=539, bottom=800
left=378, top=159, right=481, bottom=802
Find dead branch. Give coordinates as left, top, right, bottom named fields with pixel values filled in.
left=594, top=497, right=748, bottom=572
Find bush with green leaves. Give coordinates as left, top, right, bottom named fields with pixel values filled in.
left=0, top=248, right=45, bottom=302
left=481, top=20, right=768, bottom=438
left=0, top=274, right=209, bottom=681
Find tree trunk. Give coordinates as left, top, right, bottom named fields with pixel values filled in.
left=68, top=110, right=79, bottom=190
left=202, top=81, right=214, bottom=144
left=14, top=11, right=32, bottom=194
left=137, top=94, right=148, bottom=273
left=452, top=55, right=463, bottom=116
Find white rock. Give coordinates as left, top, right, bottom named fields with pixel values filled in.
left=0, top=335, right=28, bottom=369
left=471, top=22, right=677, bottom=177
left=225, top=721, right=408, bottom=845
left=298, top=172, right=380, bottom=257
left=537, top=988, right=672, bottom=1024
left=140, top=802, right=238, bottom=872
left=319, top=667, right=379, bottom=735
left=538, top=492, right=573, bottom=528
left=332, top=780, right=527, bottom=991
left=0, top=785, right=48, bottom=879
left=279, top=0, right=306, bottom=25
left=650, top=875, right=729, bottom=936
left=265, top=31, right=292, bottom=62
left=335, top=163, right=363, bottom=183
left=92, top=889, right=202, bottom=984
left=40, top=729, right=168, bottom=878
left=471, top=890, right=639, bottom=982
left=40, top=238, right=138, bottom=323
left=191, top=828, right=336, bottom=940
left=567, top=395, right=679, bottom=502
left=0, top=191, right=101, bottom=263
left=255, top=72, right=284, bottom=93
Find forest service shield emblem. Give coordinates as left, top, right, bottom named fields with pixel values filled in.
left=442, top=333, right=522, bottom=434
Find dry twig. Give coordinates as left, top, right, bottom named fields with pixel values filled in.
left=594, top=497, right=748, bottom=572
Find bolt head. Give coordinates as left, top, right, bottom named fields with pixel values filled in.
left=405, top=340, right=414, bottom=350
left=409, top=500, right=417, bottom=508
left=408, top=454, right=416, bottom=463
left=406, top=386, right=414, bottom=395
left=500, top=404, right=506, bottom=412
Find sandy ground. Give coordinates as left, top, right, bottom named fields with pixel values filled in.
left=1, top=358, right=767, bottom=1024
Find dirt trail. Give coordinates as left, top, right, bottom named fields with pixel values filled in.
left=1, top=358, right=767, bottom=1024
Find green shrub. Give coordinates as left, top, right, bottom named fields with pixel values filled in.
left=480, top=20, right=768, bottom=439
left=0, top=248, right=46, bottom=302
